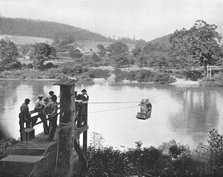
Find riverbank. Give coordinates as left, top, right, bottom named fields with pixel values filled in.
left=0, top=68, right=176, bottom=85
left=1, top=67, right=222, bottom=87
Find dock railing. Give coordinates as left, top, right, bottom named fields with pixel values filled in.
left=19, top=103, right=61, bottom=141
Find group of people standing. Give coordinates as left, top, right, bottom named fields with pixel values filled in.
left=19, top=91, right=58, bottom=141
left=19, top=88, right=89, bottom=141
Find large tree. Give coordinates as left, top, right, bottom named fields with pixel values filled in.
left=107, top=41, right=130, bottom=67
left=0, top=39, right=19, bottom=65
left=96, top=44, right=106, bottom=57
left=169, top=20, right=223, bottom=70
left=29, top=42, right=56, bottom=69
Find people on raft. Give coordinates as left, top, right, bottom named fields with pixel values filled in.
left=139, top=99, right=152, bottom=114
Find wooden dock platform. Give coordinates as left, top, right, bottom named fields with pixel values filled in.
left=0, top=79, right=89, bottom=176
left=0, top=133, right=57, bottom=177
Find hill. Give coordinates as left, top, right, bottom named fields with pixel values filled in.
left=147, top=34, right=172, bottom=48
left=147, top=33, right=223, bottom=47
left=0, top=17, right=111, bottom=42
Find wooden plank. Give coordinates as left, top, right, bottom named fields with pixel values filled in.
left=0, top=155, right=45, bottom=163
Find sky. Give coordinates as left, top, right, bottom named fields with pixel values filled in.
left=0, top=0, right=222, bottom=41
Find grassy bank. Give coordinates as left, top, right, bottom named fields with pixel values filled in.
left=114, top=68, right=176, bottom=84
left=0, top=67, right=177, bottom=85
left=0, top=67, right=110, bottom=84
left=199, top=73, right=223, bottom=87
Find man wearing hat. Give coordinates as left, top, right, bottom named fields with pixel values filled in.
left=45, top=91, right=57, bottom=104
left=35, top=95, right=49, bottom=134
left=75, top=89, right=89, bottom=127
left=80, top=89, right=89, bottom=102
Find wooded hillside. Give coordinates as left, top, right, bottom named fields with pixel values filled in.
left=0, top=17, right=111, bottom=42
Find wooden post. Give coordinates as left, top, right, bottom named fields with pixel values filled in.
left=83, top=103, right=88, bottom=157
left=54, top=79, right=77, bottom=177
left=18, top=113, right=25, bottom=141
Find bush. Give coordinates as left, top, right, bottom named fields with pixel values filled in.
left=87, top=69, right=110, bottom=79
left=135, top=70, right=154, bottom=82
left=199, top=73, right=223, bottom=87
left=153, top=73, right=176, bottom=84
left=183, top=70, right=203, bottom=81
left=3, top=61, right=22, bottom=70
left=44, top=62, right=56, bottom=69
left=27, top=63, right=33, bottom=69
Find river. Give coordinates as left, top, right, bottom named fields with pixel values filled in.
left=0, top=80, right=223, bottom=149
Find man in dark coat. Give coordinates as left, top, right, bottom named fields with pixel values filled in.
left=45, top=95, right=58, bottom=141
left=19, top=98, right=32, bottom=128
left=76, top=89, right=89, bottom=127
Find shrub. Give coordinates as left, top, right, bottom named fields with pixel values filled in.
left=199, top=73, right=223, bottom=86
left=27, top=63, right=33, bottom=69
left=135, top=70, right=154, bottom=82
left=44, top=62, right=56, bottom=69
left=86, top=69, right=110, bottom=79
left=153, top=73, right=176, bottom=84
left=4, top=61, right=22, bottom=70
left=183, top=70, right=203, bottom=81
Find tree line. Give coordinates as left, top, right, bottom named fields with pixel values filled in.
left=1, top=20, right=223, bottom=78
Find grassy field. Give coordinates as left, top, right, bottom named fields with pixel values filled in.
left=0, top=35, right=53, bottom=45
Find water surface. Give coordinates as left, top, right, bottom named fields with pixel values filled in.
left=0, top=80, right=223, bottom=149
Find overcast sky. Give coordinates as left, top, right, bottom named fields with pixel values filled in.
left=0, top=0, right=222, bottom=41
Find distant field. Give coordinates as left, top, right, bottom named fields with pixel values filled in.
left=0, top=35, right=53, bottom=45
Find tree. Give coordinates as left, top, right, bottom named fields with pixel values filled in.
left=107, top=41, right=129, bottom=56
left=29, top=42, right=55, bottom=69
left=0, top=39, right=20, bottom=70
left=92, top=52, right=100, bottom=62
left=107, top=42, right=130, bottom=67
left=52, top=35, right=60, bottom=45
left=138, top=55, right=147, bottom=68
left=0, top=39, right=18, bottom=64
left=131, top=47, right=141, bottom=57
left=90, top=132, right=105, bottom=149
left=96, top=44, right=106, bottom=57
left=113, top=54, right=130, bottom=67
left=69, top=48, right=83, bottom=59
left=169, top=20, right=223, bottom=71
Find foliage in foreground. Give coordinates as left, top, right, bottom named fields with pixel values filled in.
left=87, top=129, right=223, bottom=177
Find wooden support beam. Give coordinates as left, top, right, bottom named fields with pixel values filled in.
left=54, top=79, right=77, bottom=177
left=82, top=104, right=88, bottom=158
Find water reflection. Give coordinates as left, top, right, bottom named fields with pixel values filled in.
left=0, top=80, right=222, bottom=149
left=168, top=88, right=219, bottom=145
